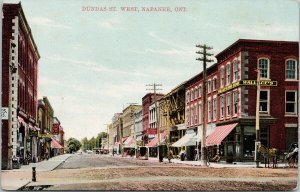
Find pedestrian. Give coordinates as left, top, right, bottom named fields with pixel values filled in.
left=167, top=149, right=173, bottom=163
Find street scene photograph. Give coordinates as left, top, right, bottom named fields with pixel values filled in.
left=0, top=0, right=299, bottom=191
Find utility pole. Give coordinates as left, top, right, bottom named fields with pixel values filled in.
left=255, top=69, right=261, bottom=168
left=146, top=83, right=162, bottom=162
left=196, top=44, right=213, bottom=166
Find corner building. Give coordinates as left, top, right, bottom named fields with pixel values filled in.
left=186, top=39, right=298, bottom=162
left=215, top=39, right=298, bottom=161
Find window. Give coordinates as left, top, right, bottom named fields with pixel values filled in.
left=208, top=100, right=212, bottom=122
left=191, top=107, right=194, bottom=125
left=194, top=105, right=198, bottom=124
left=199, top=85, right=202, bottom=97
left=198, top=103, right=202, bottom=124
left=259, top=90, right=269, bottom=113
left=220, top=95, right=224, bottom=118
left=233, top=60, right=238, bottom=81
left=227, top=63, right=231, bottom=84
left=233, top=91, right=238, bottom=115
left=195, top=87, right=199, bottom=98
left=286, top=91, right=297, bottom=114
left=207, top=80, right=211, bottom=93
left=258, top=58, right=269, bottom=79
left=286, top=60, right=297, bottom=80
left=191, top=89, right=194, bottom=100
left=221, top=67, right=225, bottom=87
left=186, top=108, right=190, bottom=125
left=213, top=78, right=218, bottom=90
left=186, top=92, right=190, bottom=103
left=213, top=98, right=217, bottom=120
left=226, top=93, right=231, bottom=117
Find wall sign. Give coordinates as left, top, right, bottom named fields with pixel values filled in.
left=218, top=80, right=278, bottom=94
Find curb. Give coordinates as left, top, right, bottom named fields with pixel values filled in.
left=51, top=155, right=73, bottom=171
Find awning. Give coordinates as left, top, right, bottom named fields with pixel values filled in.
left=124, top=136, right=136, bottom=148
left=51, top=138, right=63, bottom=149
left=145, top=130, right=168, bottom=147
left=206, top=123, right=238, bottom=146
left=121, top=137, right=128, bottom=144
left=172, top=132, right=198, bottom=147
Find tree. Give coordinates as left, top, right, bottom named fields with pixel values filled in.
left=67, top=138, right=81, bottom=153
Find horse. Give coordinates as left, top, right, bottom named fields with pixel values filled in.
left=258, top=145, right=278, bottom=168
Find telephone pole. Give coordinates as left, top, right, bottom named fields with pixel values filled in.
left=146, top=83, right=162, bottom=162
left=255, top=69, right=261, bottom=168
left=196, top=44, right=214, bottom=166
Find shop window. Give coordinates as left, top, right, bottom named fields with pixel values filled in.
left=285, top=127, right=298, bottom=150
left=286, top=91, right=297, bottom=115
left=259, top=90, right=269, bottom=113
left=258, top=58, right=270, bottom=79
left=286, top=59, right=297, bottom=80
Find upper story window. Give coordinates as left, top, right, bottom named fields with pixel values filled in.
left=258, top=58, right=270, bottom=79
left=227, top=63, right=231, bottom=85
left=286, top=91, right=297, bottom=115
left=195, top=87, right=199, bottom=98
left=194, top=105, right=198, bottom=124
left=186, top=108, right=190, bottom=125
left=191, top=89, right=195, bottom=100
left=220, top=95, right=224, bottom=119
left=213, top=78, right=218, bottom=91
left=233, top=91, right=238, bottom=115
left=226, top=92, right=231, bottom=117
left=286, top=59, right=297, bottom=80
left=208, top=100, right=212, bottom=122
left=198, top=103, right=202, bottom=124
left=207, top=80, right=212, bottom=93
left=199, top=85, right=202, bottom=98
left=233, top=60, right=239, bottom=81
left=259, top=90, right=269, bottom=113
left=186, top=91, right=190, bottom=103
left=213, top=98, right=217, bottom=121
left=221, top=67, right=225, bottom=87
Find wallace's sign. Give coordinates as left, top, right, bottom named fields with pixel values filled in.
left=218, top=80, right=277, bottom=94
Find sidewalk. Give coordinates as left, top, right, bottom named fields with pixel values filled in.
left=1, top=154, right=72, bottom=190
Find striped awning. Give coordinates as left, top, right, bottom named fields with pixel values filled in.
left=206, top=123, right=238, bottom=146
left=145, top=130, right=168, bottom=147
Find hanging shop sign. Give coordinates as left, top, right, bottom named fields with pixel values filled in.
left=218, top=80, right=277, bottom=94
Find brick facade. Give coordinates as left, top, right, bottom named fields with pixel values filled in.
left=2, top=3, right=40, bottom=169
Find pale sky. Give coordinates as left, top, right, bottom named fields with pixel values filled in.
left=4, top=0, right=298, bottom=140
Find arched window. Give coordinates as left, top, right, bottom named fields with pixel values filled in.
left=258, top=58, right=270, bottom=79
left=286, top=59, right=297, bottom=80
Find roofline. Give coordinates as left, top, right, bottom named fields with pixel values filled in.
left=216, top=39, right=299, bottom=59
left=184, top=62, right=218, bottom=86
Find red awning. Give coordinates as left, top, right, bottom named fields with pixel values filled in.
left=206, top=123, right=238, bottom=146
left=124, top=136, right=136, bottom=148
left=51, top=138, right=63, bottom=149
left=145, top=130, right=168, bottom=147
left=121, top=137, right=128, bottom=143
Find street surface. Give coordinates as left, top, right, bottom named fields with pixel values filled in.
left=21, top=153, right=298, bottom=190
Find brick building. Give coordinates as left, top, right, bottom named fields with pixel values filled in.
left=2, top=3, right=40, bottom=169
left=184, top=39, right=298, bottom=162
left=142, top=93, right=164, bottom=145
